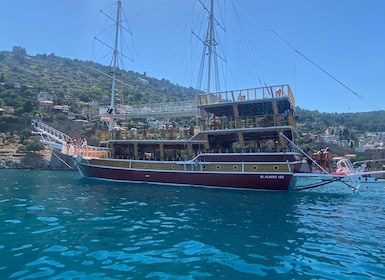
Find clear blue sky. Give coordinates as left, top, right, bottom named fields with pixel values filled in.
left=1, top=0, right=385, bottom=113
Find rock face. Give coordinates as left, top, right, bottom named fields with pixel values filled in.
left=0, top=148, right=76, bottom=170
left=0, top=132, right=76, bottom=170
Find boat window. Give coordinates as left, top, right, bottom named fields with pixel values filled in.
left=113, top=144, right=134, bottom=159
left=208, top=133, right=238, bottom=152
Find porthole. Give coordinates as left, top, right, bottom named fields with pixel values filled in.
left=171, top=164, right=176, bottom=170
left=252, top=165, right=258, bottom=171
left=233, top=165, right=239, bottom=171
left=144, top=163, right=148, bottom=168
left=273, top=165, right=279, bottom=171
left=216, top=165, right=221, bottom=170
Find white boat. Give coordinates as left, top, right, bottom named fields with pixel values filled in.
left=291, top=157, right=385, bottom=192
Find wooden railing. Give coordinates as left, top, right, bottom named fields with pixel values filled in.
left=197, top=84, right=293, bottom=105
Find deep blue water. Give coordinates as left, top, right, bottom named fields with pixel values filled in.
left=1, top=170, right=385, bottom=279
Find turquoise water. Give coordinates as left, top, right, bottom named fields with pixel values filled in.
left=1, top=170, right=385, bottom=279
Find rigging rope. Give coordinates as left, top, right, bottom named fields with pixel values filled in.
left=235, top=0, right=382, bottom=111
left=231, top=1, right=265, bottom=88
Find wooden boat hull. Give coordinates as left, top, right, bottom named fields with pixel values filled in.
left=75, top=160, right=293, bottom=191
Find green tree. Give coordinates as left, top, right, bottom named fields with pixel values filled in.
left=55, top=113, right=68, bottom=121
left=20, top=129, right=32, bottom=144
left=0, top=114, right=18, bottom=132
left=25, top=138, right=45, bottom=153
left=23, top=100, right=35, bottom=113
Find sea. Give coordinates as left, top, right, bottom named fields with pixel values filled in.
left=1, top=169, right=385, bottom=280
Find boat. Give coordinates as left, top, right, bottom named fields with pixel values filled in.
left=69, top=0, right=304, bottom=191
left=353, top=159, right=385, bottom=180
left=291, top=157, right=384, bottom=192
left=75, top=83, right=304, bottom=191
left=34, top=1, right=385, bottom=192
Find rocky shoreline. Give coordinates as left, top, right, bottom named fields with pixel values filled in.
left=0, top=147, right=75, bottom=170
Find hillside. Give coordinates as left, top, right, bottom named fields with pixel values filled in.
left=1, top=48, right=385, bottom=148
left=296, top=108, right=385, bottom=133
left=0, top=50, right=199, bottom=115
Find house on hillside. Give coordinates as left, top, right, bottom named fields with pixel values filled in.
left=0, top=108, right=7, bottom=116
left=39, top=100, right=54, bottom=112
left=52, top=105, right=69, bottom=114
left=38, top=91, right=55, bottom=102
left=12, top=46, right=26, bottom=56
left=37, top=91, right=56, bottom=112
left=0, top=107, right=14, bottom=115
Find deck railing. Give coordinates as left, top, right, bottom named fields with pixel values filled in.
left=33, top=120, right=71, bottom=144
left=61, top=144, right=110, bottom=158
left=99, top=100, right=197, bottom=118
left=197, top=84, right=292, bottom=105
left=98, top=85, right=295, bottom=118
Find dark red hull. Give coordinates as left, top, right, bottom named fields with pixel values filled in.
left=75, top=162, right=293, bottom=191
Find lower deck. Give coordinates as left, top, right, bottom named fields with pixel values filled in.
left=82, top=152, right=303, bottom=174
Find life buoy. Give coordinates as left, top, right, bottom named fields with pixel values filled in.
left=335, top=169, right=346, bottom=175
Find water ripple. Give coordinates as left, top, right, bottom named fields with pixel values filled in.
left=1, top=170, right=385, bottom=279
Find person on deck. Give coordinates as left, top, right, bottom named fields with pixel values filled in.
left=319, top=149, right=327, bottom=171
left=313, top=150, right=321, bottom=171
left=324, top=147, right=332, bottom=172
left=306, top=147, right=313, bottom=172
left=275, top=88, right=282, bottom=97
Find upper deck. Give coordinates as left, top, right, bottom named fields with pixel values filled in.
left=196, top=84, right=296, bottom=130
left=98, top=84, right=295, bottom=120
left=197, top=84, right=295, bottom=107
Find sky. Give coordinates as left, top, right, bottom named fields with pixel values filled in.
left=1, top=0, right=385, bottom=113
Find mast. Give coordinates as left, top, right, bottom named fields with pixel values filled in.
left=195, top=0, right=225, bottom=96
left=206, top=0, right=215, bottom=94
left=108, top=0, right=121, bottom=132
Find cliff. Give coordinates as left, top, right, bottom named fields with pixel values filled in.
left=0, top=144, right=75, bottom=170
